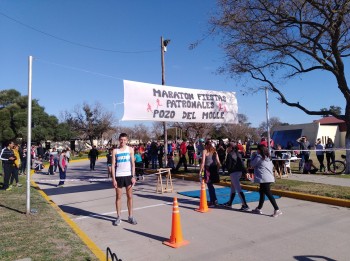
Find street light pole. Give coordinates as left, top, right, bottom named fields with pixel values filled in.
left=161, top=36, right=170, bottom=165
left=265, top=87, right=271, bottom=155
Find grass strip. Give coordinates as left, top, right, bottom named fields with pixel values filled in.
left=0, top=175, right=99, bottom=261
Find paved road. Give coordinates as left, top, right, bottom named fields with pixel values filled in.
left=32, top=161, right=350, bottom=261
left=288, top=173, right=350, bottom=187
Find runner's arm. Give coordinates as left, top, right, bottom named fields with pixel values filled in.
left=130, top=147, right=136, bottom=178
left=111, top=149, right=117, bottom=187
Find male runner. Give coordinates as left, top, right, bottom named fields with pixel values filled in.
left=111, top=133, right=137, bottom=226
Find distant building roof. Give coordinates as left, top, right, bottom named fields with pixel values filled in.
left=314, top=116, right=346, bottom=132
left=314, top=116, right=345, bottom=124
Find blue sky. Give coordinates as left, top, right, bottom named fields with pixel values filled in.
left=0, top=1, right=345, bottom=128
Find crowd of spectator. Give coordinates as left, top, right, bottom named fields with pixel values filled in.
left=1, top=141, right=71, bottom=190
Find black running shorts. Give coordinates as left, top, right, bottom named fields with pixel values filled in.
left=115, top=175, right=132, bottom=188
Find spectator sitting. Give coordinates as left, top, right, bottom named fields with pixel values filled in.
left=303, top=159, right=318, bottom=174
left=33, top=156, right=45, bottom=172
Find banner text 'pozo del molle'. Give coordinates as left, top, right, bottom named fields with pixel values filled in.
left=122, top=80, right=238, bottom=124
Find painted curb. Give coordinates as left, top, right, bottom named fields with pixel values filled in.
left=172, top=174, right=350, bottom=208
left=30, top=170, right=106, bottom=260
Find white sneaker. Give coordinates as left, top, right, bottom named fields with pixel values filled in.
left=128, top=216, right=137, bottom=225
left=272, top=209, right=283, bottom=217
left=113, top=216, right=122, bottom=226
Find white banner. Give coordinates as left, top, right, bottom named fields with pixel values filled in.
left=122, top=80, right=238, bottom=124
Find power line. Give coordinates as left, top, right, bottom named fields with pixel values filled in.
left=0, top=11, right=158, bottom=54
left=35, top=57, right=125, bottom=80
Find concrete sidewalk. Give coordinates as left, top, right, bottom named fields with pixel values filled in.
left=32, top=161, right=350, bottom=261
left=288, top=173, right=350, bottom=187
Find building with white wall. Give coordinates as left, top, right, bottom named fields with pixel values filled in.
left=271, top=117, right=345, bottom=148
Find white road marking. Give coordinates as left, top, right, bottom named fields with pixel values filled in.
left=72, top=202, right=174, bottom=221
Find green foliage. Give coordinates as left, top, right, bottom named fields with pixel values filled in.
left=0, top=89, right=21, bottom=108
left=321, top=106, right=342, bottom=117
left=0, top=89, right=73, bottom=142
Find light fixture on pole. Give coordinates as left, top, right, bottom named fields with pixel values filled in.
left=161, top=36, right=170, bottom=164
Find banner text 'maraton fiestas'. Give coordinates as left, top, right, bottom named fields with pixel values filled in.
left=153, top=88, right=227, bottom=102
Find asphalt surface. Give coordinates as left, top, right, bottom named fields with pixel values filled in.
left=32, top=160, right=350, bottom=261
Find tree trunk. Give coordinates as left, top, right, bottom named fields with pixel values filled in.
left=345, top=104, right=350, bottom=174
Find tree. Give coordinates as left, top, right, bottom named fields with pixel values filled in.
left=214, top=114, right=260, bottom=142
left=152, top=122, right=164, bottom=140
left=171, top=122, right=214, bottom=140
left=218, top=123, right=259, bottom=142
left=258, top=117, right=289, bottom=137
left=321, top=106, right=342, bottom=117
left=0, top=89, right=21, bottom=109
left=0, top=89, right=61, bottom=142
left=54, top=122, right=77, bottom=142
left=238, top=113, right=251, bottom=126
left=63, top=102, right=115, bottom=146
left=210, top=0, right=350, bottom=172
left=133, top=123, right=151, bottom=142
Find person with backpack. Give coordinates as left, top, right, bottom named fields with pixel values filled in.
left=223, top=142, right=250, bottom=211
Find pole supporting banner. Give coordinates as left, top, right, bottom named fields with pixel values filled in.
left=26, top=56, right=33, bottom=215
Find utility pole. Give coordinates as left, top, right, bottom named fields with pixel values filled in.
left=161, top=36, right=170, bottom=165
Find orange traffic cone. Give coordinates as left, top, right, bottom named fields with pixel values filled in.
left=195, top=180, right=210, bottom=213
left=163, top=197, right=189, bottom=248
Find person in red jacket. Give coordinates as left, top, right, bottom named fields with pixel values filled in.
left=175, top=139, right=188, bottom=172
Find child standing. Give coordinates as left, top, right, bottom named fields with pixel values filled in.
left=134, top=148, right=144, bottom=181
left=48, top=154, right=54, bottom=175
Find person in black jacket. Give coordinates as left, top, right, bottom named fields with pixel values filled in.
left=157, top=142, right=164, bottom=168
left=0, top=141, right=16, bottom=190
left=223, top=142, right=250, bottom=211
left=88, top=146, right=99, bottom=170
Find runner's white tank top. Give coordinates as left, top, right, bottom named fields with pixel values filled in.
left=115, top=146, right=132, bottom=177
